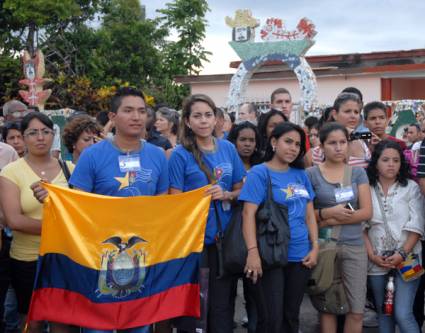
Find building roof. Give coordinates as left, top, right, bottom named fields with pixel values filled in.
left=175, top=48, right=425, bottom=84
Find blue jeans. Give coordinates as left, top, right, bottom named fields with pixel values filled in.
left=83, top=326, right=150, bottom=333
left=369, top=274, right=420, bottom=333
left=4, top=287, right=21, bottom=332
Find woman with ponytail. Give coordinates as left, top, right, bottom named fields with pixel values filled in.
left=168, top=94, right=246, bottom=333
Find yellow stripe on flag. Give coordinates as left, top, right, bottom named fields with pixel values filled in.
left=40, top=183, right=211, bottom=270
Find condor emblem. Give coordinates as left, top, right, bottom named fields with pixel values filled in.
left=97, top=236, right=147, bottom=298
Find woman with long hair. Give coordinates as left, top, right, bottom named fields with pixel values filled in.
left=307, top=122, right=372, bottom=333
left=240, top=122, right=319, bottom=333
left=257, top=109, right=287, bottom=159
left=312, top=93, right=370, bottom=168
left=0, top=113, right=72, bottom=333
left=227, top=121, right=262, bottom=171
left=168, top=94, right=246, bottom=332
left=365, top=140, right=424, bottom=333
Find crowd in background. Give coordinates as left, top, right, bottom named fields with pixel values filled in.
left=0, top=85, right=425, bottom=333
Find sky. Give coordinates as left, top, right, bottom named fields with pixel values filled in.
left=143, top=0, right=425, bottom=75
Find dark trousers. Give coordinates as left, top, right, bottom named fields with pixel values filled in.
left=258, top=262, right=311, bottom=333
left=201, top=245, right=236, bottom=333
left=0, top=233, right=11, bottom=333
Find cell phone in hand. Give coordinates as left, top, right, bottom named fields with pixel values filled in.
left=345, top=202, right=354, bottom=211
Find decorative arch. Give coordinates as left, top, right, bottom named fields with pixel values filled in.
left=225, top=11, right=318, bottom=120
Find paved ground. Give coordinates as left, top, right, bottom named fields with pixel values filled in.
left=232, top=280, right=425, bottom=333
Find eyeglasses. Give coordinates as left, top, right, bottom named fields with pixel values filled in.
left=23, top=129, right=55, bottom=138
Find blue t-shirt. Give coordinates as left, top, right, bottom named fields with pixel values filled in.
left=239, top=163, right=315, bottom=262
left=69, top=139, right=169, bottom=197
left=169, top=139, right=246, bottom=244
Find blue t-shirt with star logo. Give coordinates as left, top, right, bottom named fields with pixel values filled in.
left=169, top=139, right=246, bottom=245
left=239, top=163, right=315, bottom=262
left=69, top=139, right=169, bottom=197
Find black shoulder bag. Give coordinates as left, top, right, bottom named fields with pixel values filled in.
left=223, top=170, right=290, bottom=275
left=255, top=172, right=290, bottom=269
left=58, top=159, right=73, bottom=189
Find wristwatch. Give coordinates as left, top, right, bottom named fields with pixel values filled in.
left=397, top=248, right=408, bottom=261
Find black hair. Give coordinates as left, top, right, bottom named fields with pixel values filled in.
left=181, top=94, right=217, bottom=182
left=341, top=87, right=363, bottom=103
left=271, top=87, right=291, bottom=103
left=367, top=140, right=410, bottom=187
left=21, top=112, right=53, bottom=133
left=258, top=109, right=287, bottom=152
left=304, top=116, right=319, bottom=130
left=333, top=92, right=362, bottom=112
left=2, top=121, right=21, bottom=142
left=319, top=122, right=349, bottom=144
left=318, top=106, right=335, bottom=129
left=363, top=101, right=387, bottom=120
left=408, top=123, right=421, bottom=132
left=110, top=87, right=145, bottom=113
left=227, top=121, right=262, bottom=166
left=96, top=111, right=110, bottom=126
left=264, top=122, right=306, bottom=169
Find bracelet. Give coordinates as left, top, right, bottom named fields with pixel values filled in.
left=247, top=246, right=258, bottom=252
left=397, top=248, right=408, bottom=261
left=312, top=239, right=319, bottom=245
left=318, top=208, right=324, bottom=220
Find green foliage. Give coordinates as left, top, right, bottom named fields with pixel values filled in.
left=158, top=0, right=211, bottom=75
left=0, top=0, right=210, bottom=110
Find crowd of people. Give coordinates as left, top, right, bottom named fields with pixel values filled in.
left=0, top=85, right=424, bottom=333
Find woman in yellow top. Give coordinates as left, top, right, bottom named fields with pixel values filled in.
left=0, top=112, right=72, bottom=333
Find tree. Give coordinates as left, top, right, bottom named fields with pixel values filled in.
left=0, top=0, right=211, bottom=109
left=2, top=0, right=104, bottom=55
left=158, top=0, right=211, bottom=76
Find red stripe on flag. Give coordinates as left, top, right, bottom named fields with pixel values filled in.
left=28, top=283, right=200, bottom=329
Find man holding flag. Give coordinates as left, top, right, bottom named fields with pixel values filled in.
left=29, top=88, right=209, bottom=332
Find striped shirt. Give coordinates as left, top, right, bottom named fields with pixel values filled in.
left=416, top=139, right=425, bottom=178
left=312, top=140, right=371, bottom=168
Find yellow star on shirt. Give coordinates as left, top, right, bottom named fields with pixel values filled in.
left=115, top=172, right=130, bottom=190
left=282, top=186, right=294, bottom=199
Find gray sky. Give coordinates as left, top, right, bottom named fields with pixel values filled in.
left=143, top=0, right=425, bottom=74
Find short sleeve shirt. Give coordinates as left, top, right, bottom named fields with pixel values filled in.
left=306, top=166, right=369, bottom=245
left=239, top=163, right=315, bottom=262
left=169, top=139, right=246, bottom=244
left=0, top=158, right=72, bottom=261
left=0, top=142, right=18, bottom=170
left=70, top=139, right=169, bottom=196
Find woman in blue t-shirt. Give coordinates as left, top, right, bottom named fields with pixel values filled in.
left=168, top=94, right=245, bottom=333
left=239, top=122, right=319, bottom=333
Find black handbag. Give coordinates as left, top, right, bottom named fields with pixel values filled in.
left=256, top=174, right=290, bottom=269
left=223, top=172, right=290, bottom=274
left=222, top=203, right=246, bottom=274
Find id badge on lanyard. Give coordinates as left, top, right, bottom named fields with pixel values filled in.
left=118, top=154, right=141, bottom=173
left=334, top=186, right=354, bottom=203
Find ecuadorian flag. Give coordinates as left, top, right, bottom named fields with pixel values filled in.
left=27, top=183, right=211, bottom=329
